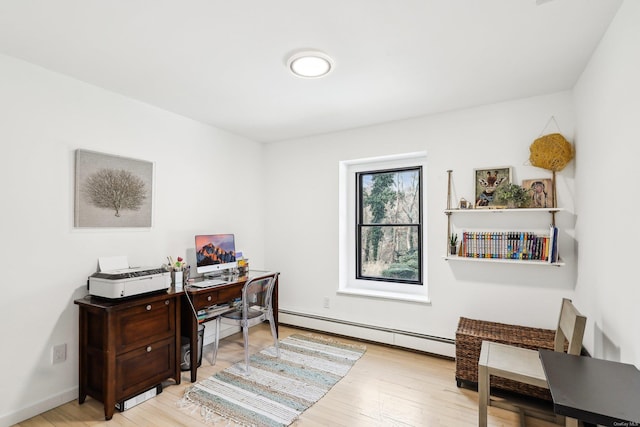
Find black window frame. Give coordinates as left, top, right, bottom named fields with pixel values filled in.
left=355, top=166, right=423, bottom=285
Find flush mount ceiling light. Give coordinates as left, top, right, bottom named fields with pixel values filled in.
left=287, top=51, right=334, bottom=78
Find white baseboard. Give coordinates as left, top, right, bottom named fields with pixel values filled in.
left=278, top=310, right=455, bottom=358
left=0, top=387, right=77, bottom=427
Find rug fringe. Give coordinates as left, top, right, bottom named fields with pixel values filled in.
left=179, top=388, right=258, bottom=427
left=292, top=332, right=367, bottom=351
left=292, top=333, right=367, bottom=352
left=177, top=393, right=205, bottom=417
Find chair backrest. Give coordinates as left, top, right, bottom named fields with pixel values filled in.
left=554, top=298, right=586, bottom=355
left=241, top=272, right=279, bottom=320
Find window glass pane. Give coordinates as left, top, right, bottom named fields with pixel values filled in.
left=361, top=169, right=420, bottom=224
left=359, top=225, right=420, bottom=281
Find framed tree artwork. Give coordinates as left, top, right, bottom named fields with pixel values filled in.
left=522, top=178, right=554, bottom=208
left=74, top=149, right=153, bottom=227
left=474, top=167, right=512, bottom=208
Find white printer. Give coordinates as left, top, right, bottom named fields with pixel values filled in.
left=89, top=256, right=171, bottom=299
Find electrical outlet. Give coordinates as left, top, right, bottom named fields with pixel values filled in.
left=323, top=297, right=330, bottom=309
left=53, top=343, right=67, bottom=364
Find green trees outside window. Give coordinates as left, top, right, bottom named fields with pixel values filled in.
left=357, top=167, right=422, bottom=284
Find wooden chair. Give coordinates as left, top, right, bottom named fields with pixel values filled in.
left=478, top=298, right=586, bottom=427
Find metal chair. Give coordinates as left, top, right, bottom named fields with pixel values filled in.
left=212, top=271, right=280, bottom=374
left=478, top=298, right=586, bottom=427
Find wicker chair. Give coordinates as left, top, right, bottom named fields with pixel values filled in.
left=456, top=314, right=560, bottom=401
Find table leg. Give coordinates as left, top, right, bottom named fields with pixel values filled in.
left=565, top=416, right=578, bottom=427
left=190, top=321, right=198, bottom=382
left=478, top=341, right=490, bottom=427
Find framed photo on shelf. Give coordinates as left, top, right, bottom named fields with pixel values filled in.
left=522, top=178, right=554, bottom=208
left=474, top=166, right=511, bottom=208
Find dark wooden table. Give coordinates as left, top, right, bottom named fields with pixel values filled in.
left=181, top=271, right=278, bottom=382
left=539, top=349, right=640, bottom=426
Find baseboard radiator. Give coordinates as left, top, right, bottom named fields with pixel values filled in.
left=278, top=309, right=455, bottom=358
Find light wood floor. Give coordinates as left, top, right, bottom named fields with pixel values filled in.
left=14, top=324, right=559, bottom=427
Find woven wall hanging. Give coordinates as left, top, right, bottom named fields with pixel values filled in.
left=529, top=116, right=574, bottom=172
left=529, top=132, right=574, bottom=172
left=527, top=117, right=574, bottom=209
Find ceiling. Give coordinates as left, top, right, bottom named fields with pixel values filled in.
left=0, top=0, right=622, bottom=142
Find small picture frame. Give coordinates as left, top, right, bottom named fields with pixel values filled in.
left=474, top=167, right=512, bottom=208
left=459, top=198, right=470, bottom=209
left=522, top=178, right=554, bottom=208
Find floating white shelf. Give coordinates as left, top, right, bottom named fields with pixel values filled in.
left=443, top=255, right=564, bottom=266
left=444, top=169, right=564, bottom=266
left=445, top=208, right=563, bottom=214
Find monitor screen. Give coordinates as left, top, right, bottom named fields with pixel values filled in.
left=195, top=234, right=237, bottom=275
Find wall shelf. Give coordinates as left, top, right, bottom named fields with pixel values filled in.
left=443, top=255, right=564, bottom=266
left=445, top=170, right=563, bottom=266
left=445, top=208, right=563, bottom=214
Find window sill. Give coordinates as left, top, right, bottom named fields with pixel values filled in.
left=337, top=288, right=431, bottom=304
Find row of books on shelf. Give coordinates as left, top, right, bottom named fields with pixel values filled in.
left=455, top=226, right=559, bottom=263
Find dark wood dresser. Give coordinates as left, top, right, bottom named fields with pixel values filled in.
left=74, top=289, right=181, bottom=420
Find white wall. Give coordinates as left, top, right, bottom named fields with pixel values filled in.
left=0, top=54, right=266, bottom=426
left=573, top=0, right=640, bottom=365
left=2, top=2, right=637, bottom=423
left=265, top=91, right=577, bottom=350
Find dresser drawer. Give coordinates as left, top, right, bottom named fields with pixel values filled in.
left=115, top=336, right=175, bottom=400
left=193, top=290, right=219, bottom=309
left=192, top=286, right=242, bottom=310
left=115, top=297, right=175, bottom=353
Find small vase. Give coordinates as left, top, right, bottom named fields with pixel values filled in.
left=450, top=245, right=457, bottom=255
left=173, top=270, right=183, bottom=290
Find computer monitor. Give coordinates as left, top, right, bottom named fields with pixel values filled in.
left=195, top=234, right=237, bottom=276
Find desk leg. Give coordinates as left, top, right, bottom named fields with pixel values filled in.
left=181, top=293, right=199, bottom=383
left=478, top=341, right=490, bottom=427
left=565, top=417, right=578, bottom=427
left=174, top=296, right=181, bottom=385
left=190, top=320, right=198, bottom=383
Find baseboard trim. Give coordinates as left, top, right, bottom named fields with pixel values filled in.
left=0, top=386, right=77, bottom=427
left=278, top=309, right=455, bottom=358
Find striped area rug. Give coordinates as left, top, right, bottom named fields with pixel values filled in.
left=180, top=334, right=366, bottom=426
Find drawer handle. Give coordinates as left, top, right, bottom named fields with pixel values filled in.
left=146, top=346, right=152, bottom=353
left=207, top=296, right=212, bottom=301
left=165, top=300, right=170, bottom=305
left=146, top=305, right=152, bottom=311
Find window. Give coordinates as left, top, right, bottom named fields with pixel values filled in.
left=338, top=152, right=428, bottom=303
left=356, top=167, right=422, bottom=284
